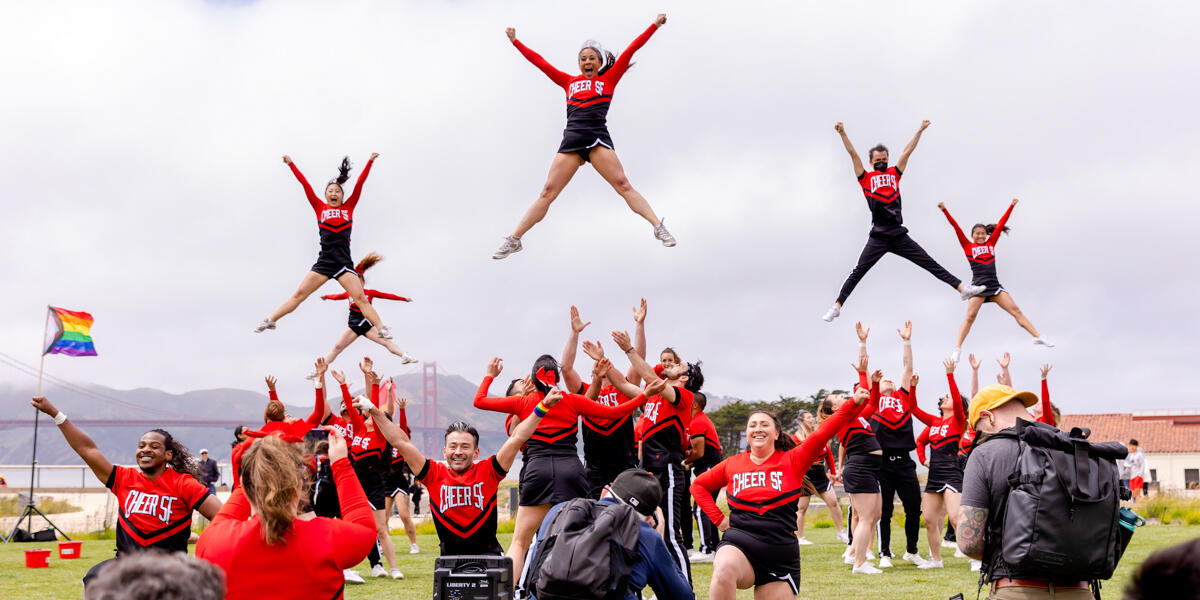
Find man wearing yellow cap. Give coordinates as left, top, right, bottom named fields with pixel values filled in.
left=955, top=385, right=1091, bottom=599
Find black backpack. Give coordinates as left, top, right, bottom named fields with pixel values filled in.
left=526, top=498, right=642, bottom=600
left=979, top=420, right=1130, bottom=594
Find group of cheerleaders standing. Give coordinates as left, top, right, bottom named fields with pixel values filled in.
left=209, top=10, right=1067, bottom=599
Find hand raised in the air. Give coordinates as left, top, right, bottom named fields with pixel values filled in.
left=856, top=321, right=869, bottom=343
left=505, top=28, right=516, bottom=41
left=331, top=370, right=346, bottom=385
left=943, top=357, right=957, bottom=374
left=265, top=375, right=277, bottom=391
left=1040, top=363, right=1053, bottom=379
left=570, top=305, right=590, bottom=334
left=31, top=396, right=59, bottom=418
left=369, top=153, right=379, bottom=161
left=870, top=369, right=884, bottom=383
left=968, top=353, right=981, bottom=370
left=633, top=298, right=647, bottom=324
left=282, top=155, right=292, bottom=164
left=543, top=388, right=564, bottom=409
left=581, top=340, right=605, bottom=361
left=655, top=13, right=667, bottom=26
left=834, top=122, right=845, bottom=134
left=486, top=357, right=503, bottom=378
left=326, top=427, right=349, bottom=462
left=920, top=120, right=931, bottom=131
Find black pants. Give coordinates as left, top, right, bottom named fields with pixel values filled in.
left=693, top=464, right=721, bottom=554
left=836, top=232, right=961, bottom=305
left=878, top=452, right=922, bottom=557
left=681, top=468, right=693, bottom=550
left=648, top=462, right=692, bottom=583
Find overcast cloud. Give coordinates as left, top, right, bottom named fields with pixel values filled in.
left=2, top=1, right=1197, bottom=415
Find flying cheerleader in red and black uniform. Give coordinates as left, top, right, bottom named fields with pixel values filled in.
left=823, top=122, right=984, bottom=322
left=691, top=385, right=870, bottom=599
left=939, top=198, right=1054, bottom=361
left=472, top=355, right=651, bottom=589
left=254, top=153, right=393, bottom=340
left=314, top=252, right=416, bottom=372
left=493, top=14, right=675, bottom=259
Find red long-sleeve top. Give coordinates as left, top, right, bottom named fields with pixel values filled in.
left=196, top=457, right=376, bottom=600
left=1037, top=378, right=1055, bottom=426
left=837, top=380, right=882, bottom=456
left=920, top=373, right=969, bottom=465
left=690, top=398, right=862, bottom=544
left=288, top=159, right=373, bottom=255
left=232, top=388, right=327, bottom=486
left=390, top=406, right=411, bottom=467
left=473, top=375, right=646, bottom=458
left=341, top=383, right=387, bottom=462
left=512, top=23, right=658, bottom=131
left=790, top=433, right=837, bottom=477
left=942, top=203, right=1014, bottom=287
left=322, top=289, right=410, bottom=314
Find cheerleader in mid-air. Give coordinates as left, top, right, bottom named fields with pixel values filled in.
left=939, top=199, right=1053, bottom=361
left=492, top=14, right=675, bottom=260
left=317, top=252, right=416, bottom=370
left=254, top=154, right=392, bottom=340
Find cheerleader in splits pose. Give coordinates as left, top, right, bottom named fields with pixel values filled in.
left=318, top=252, right=416, bottom=370
left=254, top=154, right=392, bottom=340
left=823, top=122, right=984, bottom=322
left=938, top=199, right=1053, bottom=362
left=493, top=14, right=675, bottom=259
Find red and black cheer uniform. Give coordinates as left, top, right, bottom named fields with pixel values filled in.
left=916, top=373, right=968, bottom=494
left=691, top=399, right=861, bottom=594
left=689, top=410, right=723, bottom=555
left=415, top=455, right=508, bottom=556
left=342, top=383, right=390, bottom=510
left=83, top=466, right=214, bottom=585
left=386, top=406, right=413, bottom=498
left=473, top=375, right=645, bottom=507
left=791, top=433, right=837, bottom=495
left=197, top=456, right=376, bottom=600
left=870, top=382, right=936, bottom=558
left=288, top=158, right=374, bottom=279
left=834, top=166, right=963, bottom=305
left=577, top=381, right=637, bottom=499
left=837, top=376, right=882, bottom=494
left=941, top=203, right=1015, bottom=299
left=512, top=23, right=659, bottom=162
left=323, top=289, right=410, bottom=336
left=637, top=385, right=696, bottom=583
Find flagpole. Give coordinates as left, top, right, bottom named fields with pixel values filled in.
left=27, top=307, right=50, bottom=532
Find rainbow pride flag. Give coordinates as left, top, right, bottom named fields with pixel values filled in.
left=43, top=307, right=97, bottom=357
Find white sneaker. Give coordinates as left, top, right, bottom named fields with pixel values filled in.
left=797, top=537, right=814, bottom=545
left=493, top=236, right=523, bottom=260
left=410, top=543, right=420, bottom=555
left=878, top=556, right=893, bottom=568
left=399, top=353, right=418, bottom=365
left=954, top=548, right=967, bottom=558
left=689, top=552, right=714, bottom=564
left=918, top=560, right=944, bottom=569
left=903, top=552, right=928, bottom=566
left=371, top=564, right=387, bottom=578
left=852, top=563, right=883, bottom=574
left=390, top=568, right=404, bottom=580
left=941, top=540, right=956, bottom=549
left=960, top=284, right=986, bottom=300
left=969, top=559, right=982, bottom=572
left=1033, top=336, right=1055, bottom=348
left=343, top=570, right=365, bottom=584
left=653, top=220, right=677, bottom=247
left=843, top=551, right=856, bottom=565
left=253, top=319, right=276, bottom=333
left=951, top=348, right=962, bottom=363
left=304, top=371, right=318, bottom=381
left=866, top=550, right=876, bottom=560
left=822, top=305, right=841, bottom=322
left=377, top=325, right=393, bottom=340
left=837, top=530, right=850, bottom=544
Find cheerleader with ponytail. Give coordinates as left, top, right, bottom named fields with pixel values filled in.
left=254, top=153, right=394, bottom=341
left=493, top=14, right=675, bottom=259
left=314, top=252, right=417, bottom=371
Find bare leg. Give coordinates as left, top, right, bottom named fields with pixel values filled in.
left=373, top=508, right=397, bottom=570
left=364, top=328, right=409, bottom=357
left=753, top=582, right=797, bottom=600
left=955, top=296, right=987, bottom=348
left=796, top=495, right=812, bottom=538
left=324, top=328, right=361, bottom=366
left=922, top=492, right=946, bottom=561
left=336, top=272, right=385, bottom=329
left=512, top=153, right=585, bottom=238
left=820, top=488, right=846, bottom=534
left=268, top=271, right=329, bottom=322
left=509, top=504, right=551, bottom=589
left=709, top=544, right=756, bottom=600
left=589, top=146, right=661, bottom=227
left=395, top=492, right=417, bottom=545
left=992, top=291, right=1042, bottom=337
left=849, top=492, right=881, bottom=568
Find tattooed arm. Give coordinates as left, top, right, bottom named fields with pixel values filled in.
left=956, top=505, right=989, bottom=560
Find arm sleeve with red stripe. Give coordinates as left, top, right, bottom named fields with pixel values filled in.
left=987, top=202, right=1016, bottom=246
left=789, top=399, right=861, bottom=475
left=690, top=459, right=729, bottom=526
left=909, top=387, right=937, bottom=426
left=288, top=162, right=323, bottom=214
left=329, top=457, right=379, bottom=567
left=1038, top=378, right=1055, bottom=426
left=512, top=39, right=571, bottom=88
left=367, top=290, right=410, bottom=302
left=916, top=427, right=930, bottom=464
left=568, top=392, right=647, bottom=419
left=947, top=373, right=967, bottom=435
left=606, top=24, right=658, bottom=83
left=941, top=206, right=972, bottom=250
left=858, top=381, right=881, bottom=420
left=342, top=158, right=373, bottom=211
left=322, top=293, right=350, bottom=301
left=824, top=447, right=837, bottom=477
left=472, top=376, right=526, bottom=415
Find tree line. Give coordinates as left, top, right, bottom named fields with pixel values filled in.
left=708, top=389, right=849, bottom=459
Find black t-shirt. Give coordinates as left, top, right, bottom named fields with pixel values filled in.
left=960, top=430, right=1021, bottom=581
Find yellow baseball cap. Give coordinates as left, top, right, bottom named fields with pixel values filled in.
left=968, top=384, right=1038, bottom=429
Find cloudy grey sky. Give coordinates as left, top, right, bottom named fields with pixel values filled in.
left=2, top=1, right=1197, bottom=414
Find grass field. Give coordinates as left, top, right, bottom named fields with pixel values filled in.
left=1, top=524, right=1194, bottom=599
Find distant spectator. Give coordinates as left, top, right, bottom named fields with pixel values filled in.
left=1125, top=439, right=1146, bottom=500
left=1122, top=538, right=1200, bottom=600
left=85, top=550, right=225, bottom=600
left=198, top=449, right=220, bottom=494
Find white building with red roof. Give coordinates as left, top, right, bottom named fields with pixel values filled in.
left=1060, top=410, right=1200, bottom=494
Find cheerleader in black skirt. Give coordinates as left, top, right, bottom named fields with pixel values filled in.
left=493, top=14, right=675, bottom=259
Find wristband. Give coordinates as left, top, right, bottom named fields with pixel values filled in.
left=314, top=380, right=323, bottom=389
left=533, top=402, right=549, bottom=418
left=858, top=342, right=866, bottom=348
left=624, top=347, right=635, bottom=354
left=903, top=341, right=912, bottom=346
left=53, top=412, right=68, bottom=426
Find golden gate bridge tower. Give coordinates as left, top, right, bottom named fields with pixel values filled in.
left=421, top=361, right=438, bottom=456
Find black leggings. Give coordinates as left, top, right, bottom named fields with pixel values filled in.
left=836, top=232, right=961, bottom=305
left=878, top=454, right=923, bottom=557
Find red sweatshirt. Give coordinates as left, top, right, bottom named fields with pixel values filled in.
left=322, top=289, right=410, bottom=314
left=1037, top=378, right=1055, bottom=426
left=197, top=457, right=376, bottom=600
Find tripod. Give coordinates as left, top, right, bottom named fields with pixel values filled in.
left=3, top=408, right=70, bottom=543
